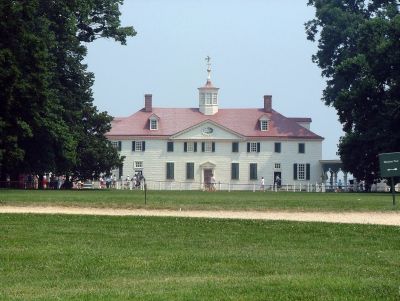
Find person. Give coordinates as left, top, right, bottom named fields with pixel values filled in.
left=6, top=174, right=10, bottom=188
left=260, top=177, right=265, bottom=191
left=112, top=174, right=116, bottom=188
left=275, top=175, right=281, bottom=189
left=133, top=174, right=137, bottom=189
left=210, top=174, right=216, bottom=192
left=125, top=175, right=130, bottom=189
left=33, top=174, right=38, bottom=189
left=43, top=174, right=47, bottom=189
left=106, top=176, right=111, bottom=189
left=338, top=179, right=342, bottom=192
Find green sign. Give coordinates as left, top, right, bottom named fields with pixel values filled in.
left=379, top=152, right=400, bottom=177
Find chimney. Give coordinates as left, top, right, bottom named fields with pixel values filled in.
left=264, top=95, right=272, bottom=113
left=144, top=94, right=152, bottom=112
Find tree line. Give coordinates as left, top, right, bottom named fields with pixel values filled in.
left=0, top=0, right=135, bottom=185
left=306, top=0, right=399, bottom=187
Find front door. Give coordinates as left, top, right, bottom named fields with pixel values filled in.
left=204, top=169, right=213, bottom=190
left=274, top=171, right=282, bottom=188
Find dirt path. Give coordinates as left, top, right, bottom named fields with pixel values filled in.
left=0, top=205, right=399, bottom=226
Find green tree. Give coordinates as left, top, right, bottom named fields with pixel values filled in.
left=0, top=0, right=135, bottom=182
left=306, top=0, right=400, bottom=185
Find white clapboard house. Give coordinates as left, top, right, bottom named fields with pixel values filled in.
left=106, top=66, right=323, bottom=190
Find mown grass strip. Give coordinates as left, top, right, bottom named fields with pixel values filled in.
left=0, top=214, right=399, bottom=300
left=0, top=189, right=398, bottom=212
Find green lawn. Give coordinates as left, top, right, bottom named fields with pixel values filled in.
left=0, top=214, right=398, bottom=300
left=0, top=189, right=398, bottom=212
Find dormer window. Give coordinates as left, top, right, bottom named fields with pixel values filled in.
left=150, top=119, right=158, bottom=130
left=149, top=114, right=159, bottom=130
left=259, top=116, right=269, bottom=131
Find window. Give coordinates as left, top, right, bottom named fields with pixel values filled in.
left=247, top=142, right=260, bottom=153
left=298, top=143, right=305, bottom=154
left=294, top=163, right=310, bottom=180
left=274, top=142, right=281, bottom=153
left=186, top=162, right=194, bottom=180
left=260, top=120, right=268, bottom=131
left=134, top=161, right=143, bottom=169
left=132, top=141, right=145, bottom=152
left=205, top=93, right=212, bottom=104
left=231, top=163, right=239, bottom=180
left=166, top=162, right=174, bottom=180
left=212, top=93, right=217, bottom=104
left=202, top=141, right=215, bottom=152
left=150, top=119, right=158, bottom=130
left=275, top=163, right=281, bottom=169
left=200, top=93, right=205, bottom=104
left=232, top=142, right=239, bottom=153
left=167, top=141, right=174, bottom=152
left=111, top=141, right=121, bottom=151
left=184, top=142, right=197, bottom=152
left=187, top=142, right=194, bottom=152
left=250, top=163, right=258, bottom=180
left=298, top=164, right=305, bottom=180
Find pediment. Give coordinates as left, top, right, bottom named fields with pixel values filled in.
left=200, top=161, right=216, bottom=168
left=171, top=120, right=244, bottom=140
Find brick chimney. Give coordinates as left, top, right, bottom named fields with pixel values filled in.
left=144, top=94, right=152, bottom=112
left=264, top=95, right=272, bottom=113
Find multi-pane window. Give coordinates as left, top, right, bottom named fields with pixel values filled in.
left=274, top=142, right=281, bottom=153
left=186, top=162, right=194, bottom=180
left=275, top=163, right=281, bottom=169
left=184, top=142, right=197, bottom=152
left=250, top=163, right=258, bottom=180
left=166, top=162, right=174, bottom=180
left=212, top=93, right=217, bottom=104
left=150, top=119, right=158, bottom=130
left=134, top=161, right=143, bottom=169
left=111, top=141, right=121, bottom=151
left=231, top=163, right=239, bottom=180
left=297, top=163, right=305, bottom=180
left=204, top=141, right=213, bottom=152
left=167, top=141, right=174, bottom=152
left=260, top=120, right=268, bottom=131
left=205, top=93, right=212, bottom=104
left=247, top=142, right=260, bottom=153
left=201, top=142, right=215, bottom=152
left=200, top=93, right=205, bottom=104
left=187, top=142, right=195, bottom=152
left=132, top=141, right=145, bottom=152
left=294, top=163, right=310, bottom=180
left=298, top=143, right=305, bottom=154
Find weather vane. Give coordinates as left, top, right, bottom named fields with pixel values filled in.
left=205, top=56, right=211, bottom=80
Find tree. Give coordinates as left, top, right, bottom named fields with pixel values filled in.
left=0, top=1, right=135, bottom=182
left=305, top=0, right=400, bottom=185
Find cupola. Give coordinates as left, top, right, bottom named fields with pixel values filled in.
left=198, top=56, right=219, bottom=115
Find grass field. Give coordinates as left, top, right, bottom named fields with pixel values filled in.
left=0, top=189, right=398, bottom=212
left=0, top=214, right=399, bottom=300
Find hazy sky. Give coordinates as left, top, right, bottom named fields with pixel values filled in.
left=85, top=0, right=343, bottom=159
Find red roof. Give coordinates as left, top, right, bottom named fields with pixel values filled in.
left=107, top=108, right=323, bottom=140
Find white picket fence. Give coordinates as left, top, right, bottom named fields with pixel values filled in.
left=89, top=179, right=355, bottom=192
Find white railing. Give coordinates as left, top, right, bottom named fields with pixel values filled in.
left=91, top=179, right=355, bottom=192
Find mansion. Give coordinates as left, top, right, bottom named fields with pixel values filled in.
left=106, top=64, right=324, bottom=189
